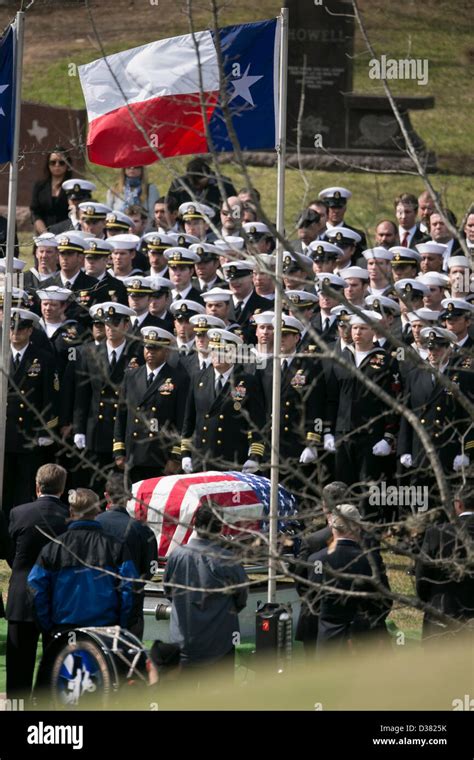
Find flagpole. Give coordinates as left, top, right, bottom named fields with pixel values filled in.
left=268, top=7, right=288, bottom=604
left=0, top=12, right=25, bottom=501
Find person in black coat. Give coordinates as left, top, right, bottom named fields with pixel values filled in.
left=96, top=473, right=158, bottom=639
left=416, top=482, right=474, bottom=641
left=5, top=463, right=69, bottom=699
left=114, top=326, right=189, bottom=484
left=0, top=511, right=12, bottom=619
left=0, top=213, right=19, bottom=257
left=30, top=148, right=72, bottom=234
left=309, top=504, right=392, bottom=653
left=167, top=157, right=236, bottom=214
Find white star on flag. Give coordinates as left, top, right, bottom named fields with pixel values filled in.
left=0, top=84, right=9, bottom=117
left=228, top=65, right=263, bottom=107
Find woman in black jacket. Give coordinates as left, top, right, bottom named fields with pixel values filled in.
left=30, top=147, right=72, bottom=234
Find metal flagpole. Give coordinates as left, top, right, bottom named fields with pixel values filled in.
left=267, top=7, right=288, bottom=603
left=0, top=12, right=25, bottom=499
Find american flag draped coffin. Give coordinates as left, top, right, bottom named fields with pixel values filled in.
left=127, top=471, right=298, bottom=559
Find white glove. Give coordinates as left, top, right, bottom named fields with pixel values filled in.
left=372, top=439, right=392, bottom=457
left=400, top=454, right=413, bottom=469
left=242, top=459, right=260, bottom=474
left=453, top=454, right=469, bottom=472
left=323, top=434, right=336, bottom=453
left=38, top=437, right=54, bottom=447
left=182, top=457, right=193, bottom=474
left=299, top=446, right=318, bottom=464
left=74, top=434, right=86, bottom=450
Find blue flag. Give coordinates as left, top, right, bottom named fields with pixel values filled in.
left=0, top=26, right=14, bottom=164
left=209, top=19, right=280, bottom=152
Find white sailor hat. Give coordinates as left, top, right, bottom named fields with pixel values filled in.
left=0, top=257, right=26, bottom=272
left=189, top=314, right=226, bottom=332
left=243, top=222, right=273, bottom=238
left=189, top=243, right=220, bottom=261
left=83, top=238, right=114, bottom=255
left=349, top=310, right=383, bottom=326
left=283, top=250, right=313, bottom=271
left=89, top=302, right=136, bottom=320
left=167, top=232, right=201, bottom=248
left=0, top=286, right=28, bottom=303
left=34, top=232, right=59, bottom=248
left=149, top=277, right=173, bottom=293
left=208, top=328, right=243, bottom=347
left=447, top=256, right=472, bottom=270
left=389, top=247, right=422, bottom=266
left=330, top=305, right=354, bottom=321
left=164, top=247, right=200, bottom=266
left=416, top=242, right=447, bottom=256
left=273, top=314, right=304, bottom=334
left=179, top=202, right=215, bottom=220
left=417, top=272, right=450, bottom=288
left=107, top=234, right=140, bottom=251
left=340, top=266, right=369, bottom=281
left=254, top=253, right=276, bottom=271
left=105, top=211, right=134, bottom=230
left=253, top=310, right=275, bottom=325
left=214, top=236, right=245, bottom=252
left=362, top=247, right=394, bottom=262
left=62, top=179, right=96, bottom=198
left=420, top=326, right=457, bottom=346
left=124, top=276, right=155, bottom=294
left=141, top=232, right=176, bottom=250
left=308, top=240, right=344, bottom=259
left=37, top=286, right=72, bottom=302
left=10, top=308, right=41, bottom=325
left=365, top=294, right=401, bottom=315
left=440, top=297, right=474, bottom=318
left=55, top=232, right=87, bottom=253
left=170, top=299, right=206, bottom=318
left=78, top=202, right=111, bottom=220
left=222, top=260, right=256, bottom=279
left=318, top=186, right=352, bottom=205
left=394, top=278, right=430, bottom=296
left=141, top=326, right=176, bottom=347
left=315, top=272, right=346, bottom=291
left=285, top=290, right=319, bottom=308
left=407, top=309, right=441, bottom=323
left=325, top=226, right=361, bottom=245
left=201, top=287, right=232, bottom=303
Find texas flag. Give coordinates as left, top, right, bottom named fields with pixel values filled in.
left=79, top=18, right=280, bottom=168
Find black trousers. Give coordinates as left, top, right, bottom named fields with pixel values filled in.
left=3, top=453, right=39, bottom=518
left=6, top=620, right=51, bottom=699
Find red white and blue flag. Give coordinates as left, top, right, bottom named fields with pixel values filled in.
left=78, top=18, right=280, bottom=168
left=127, top=471, right=297, bottom=559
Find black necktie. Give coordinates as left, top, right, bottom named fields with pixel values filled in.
left=201, top=361, right=206, bottom=371
left=110, top=349, right=117, bottom=371
left=65, top=280, right=72, bottom=289
left=323, top=317, right=330, bottom=333
left=215, top=374, right=224, bottom=396
left=234, top=301, right=244, bottom=320
left=174, top=293, right=182, bottom=301
left=147, top=372, right=155, bottom=388
left=14, top=352, right=21, bottom=370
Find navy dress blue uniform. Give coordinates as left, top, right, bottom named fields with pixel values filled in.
left=113, top=362, right=189, bottom=483
left=181, top=365, right=266, bottom=469
left=4, top=344, right=60, bottom=512
left=6, top=495, right=68, bottom=697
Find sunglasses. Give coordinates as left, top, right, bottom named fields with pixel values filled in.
left=49, top=159, right=66, bottom=166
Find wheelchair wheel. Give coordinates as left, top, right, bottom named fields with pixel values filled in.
left=48, top=638, right=116, bottom=709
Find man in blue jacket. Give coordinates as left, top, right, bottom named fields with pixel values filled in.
left=28, top=488, right=138, bottom=633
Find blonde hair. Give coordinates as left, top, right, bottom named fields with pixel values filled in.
left=68, top=488, right=100, bottom=517
left=111, top=166, right=149, bottom=203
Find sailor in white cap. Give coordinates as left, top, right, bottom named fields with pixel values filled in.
left=184, top=314, right=227, bottom=376
left=447, top=256, right=473, bottom=298
left=398, top=324, right=473, bottom=476
left=105, top=210, right=134, bottom=236
left=25, top=233, right=59, bottom=290
left=72, top=302, right=137, bottom=487
left=202, top=287, right=233, bottom=326
left=189, top=242, right=223, bottom=293
left=281, top=250, right=313, bottom=290
left=107, top=234, right=143, bottom=281
left=243, top=221, right=276, bottom=254
left=251, top=310, right=275, bottom=363
left=113, top=324, right=188, bottom=483
left=170, top=299, right=206, bottom=357
left=284, top=290, right=319, bottom=353
left=148, top=277, right=174, bottom=333
left=390, top=246, right=421, bottom=282
left=78, top=201, right=112, bottom=237
left=142, top=232, right=174, bottom=279
left=36, top=287, right=79, bottom=357
left=324, top=226, right=362, bottom=272
left=362, top=247, right=394, bottom=295
left=308, top=240, right=343, bottom=275
left=439, top=297, right=474, bottom=351
left=417, top=272, right=450, bottom=312
left=364, top=295, right=401, bottom=349
left=330, top=304, right=355, bottom=353
left=314, top=273, right=346, bottom=343
left=318, top=186, right=367, bottom=253
left=253, top=253, right=276, bottom=301
left=222, top=260, right=270, bottom=334
left=179, top=201, right=215, bottom=242
left=214, top=235, right=246, bottom=269
left=405, top=308, right=441, bottom=360
left=164, top=247, right=202, bottom=305
left=416, top=241, right=447, bottom=274
left=46, top=234, right=97, bottom=310
left=180, top=327, right=266, bottom=474
left=340, top=266, right=370, bottom=307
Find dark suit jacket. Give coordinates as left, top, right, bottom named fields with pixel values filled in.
left=416, top=513, right=474, bottom=638
left=6, top=496, right=68, bottom=621
left=30, top=179, right=69, bottom=229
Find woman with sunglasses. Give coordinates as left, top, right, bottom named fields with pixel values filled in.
left=106, top=166, right=159, bottom=224
left=30, top=147, right=72, bottom=235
